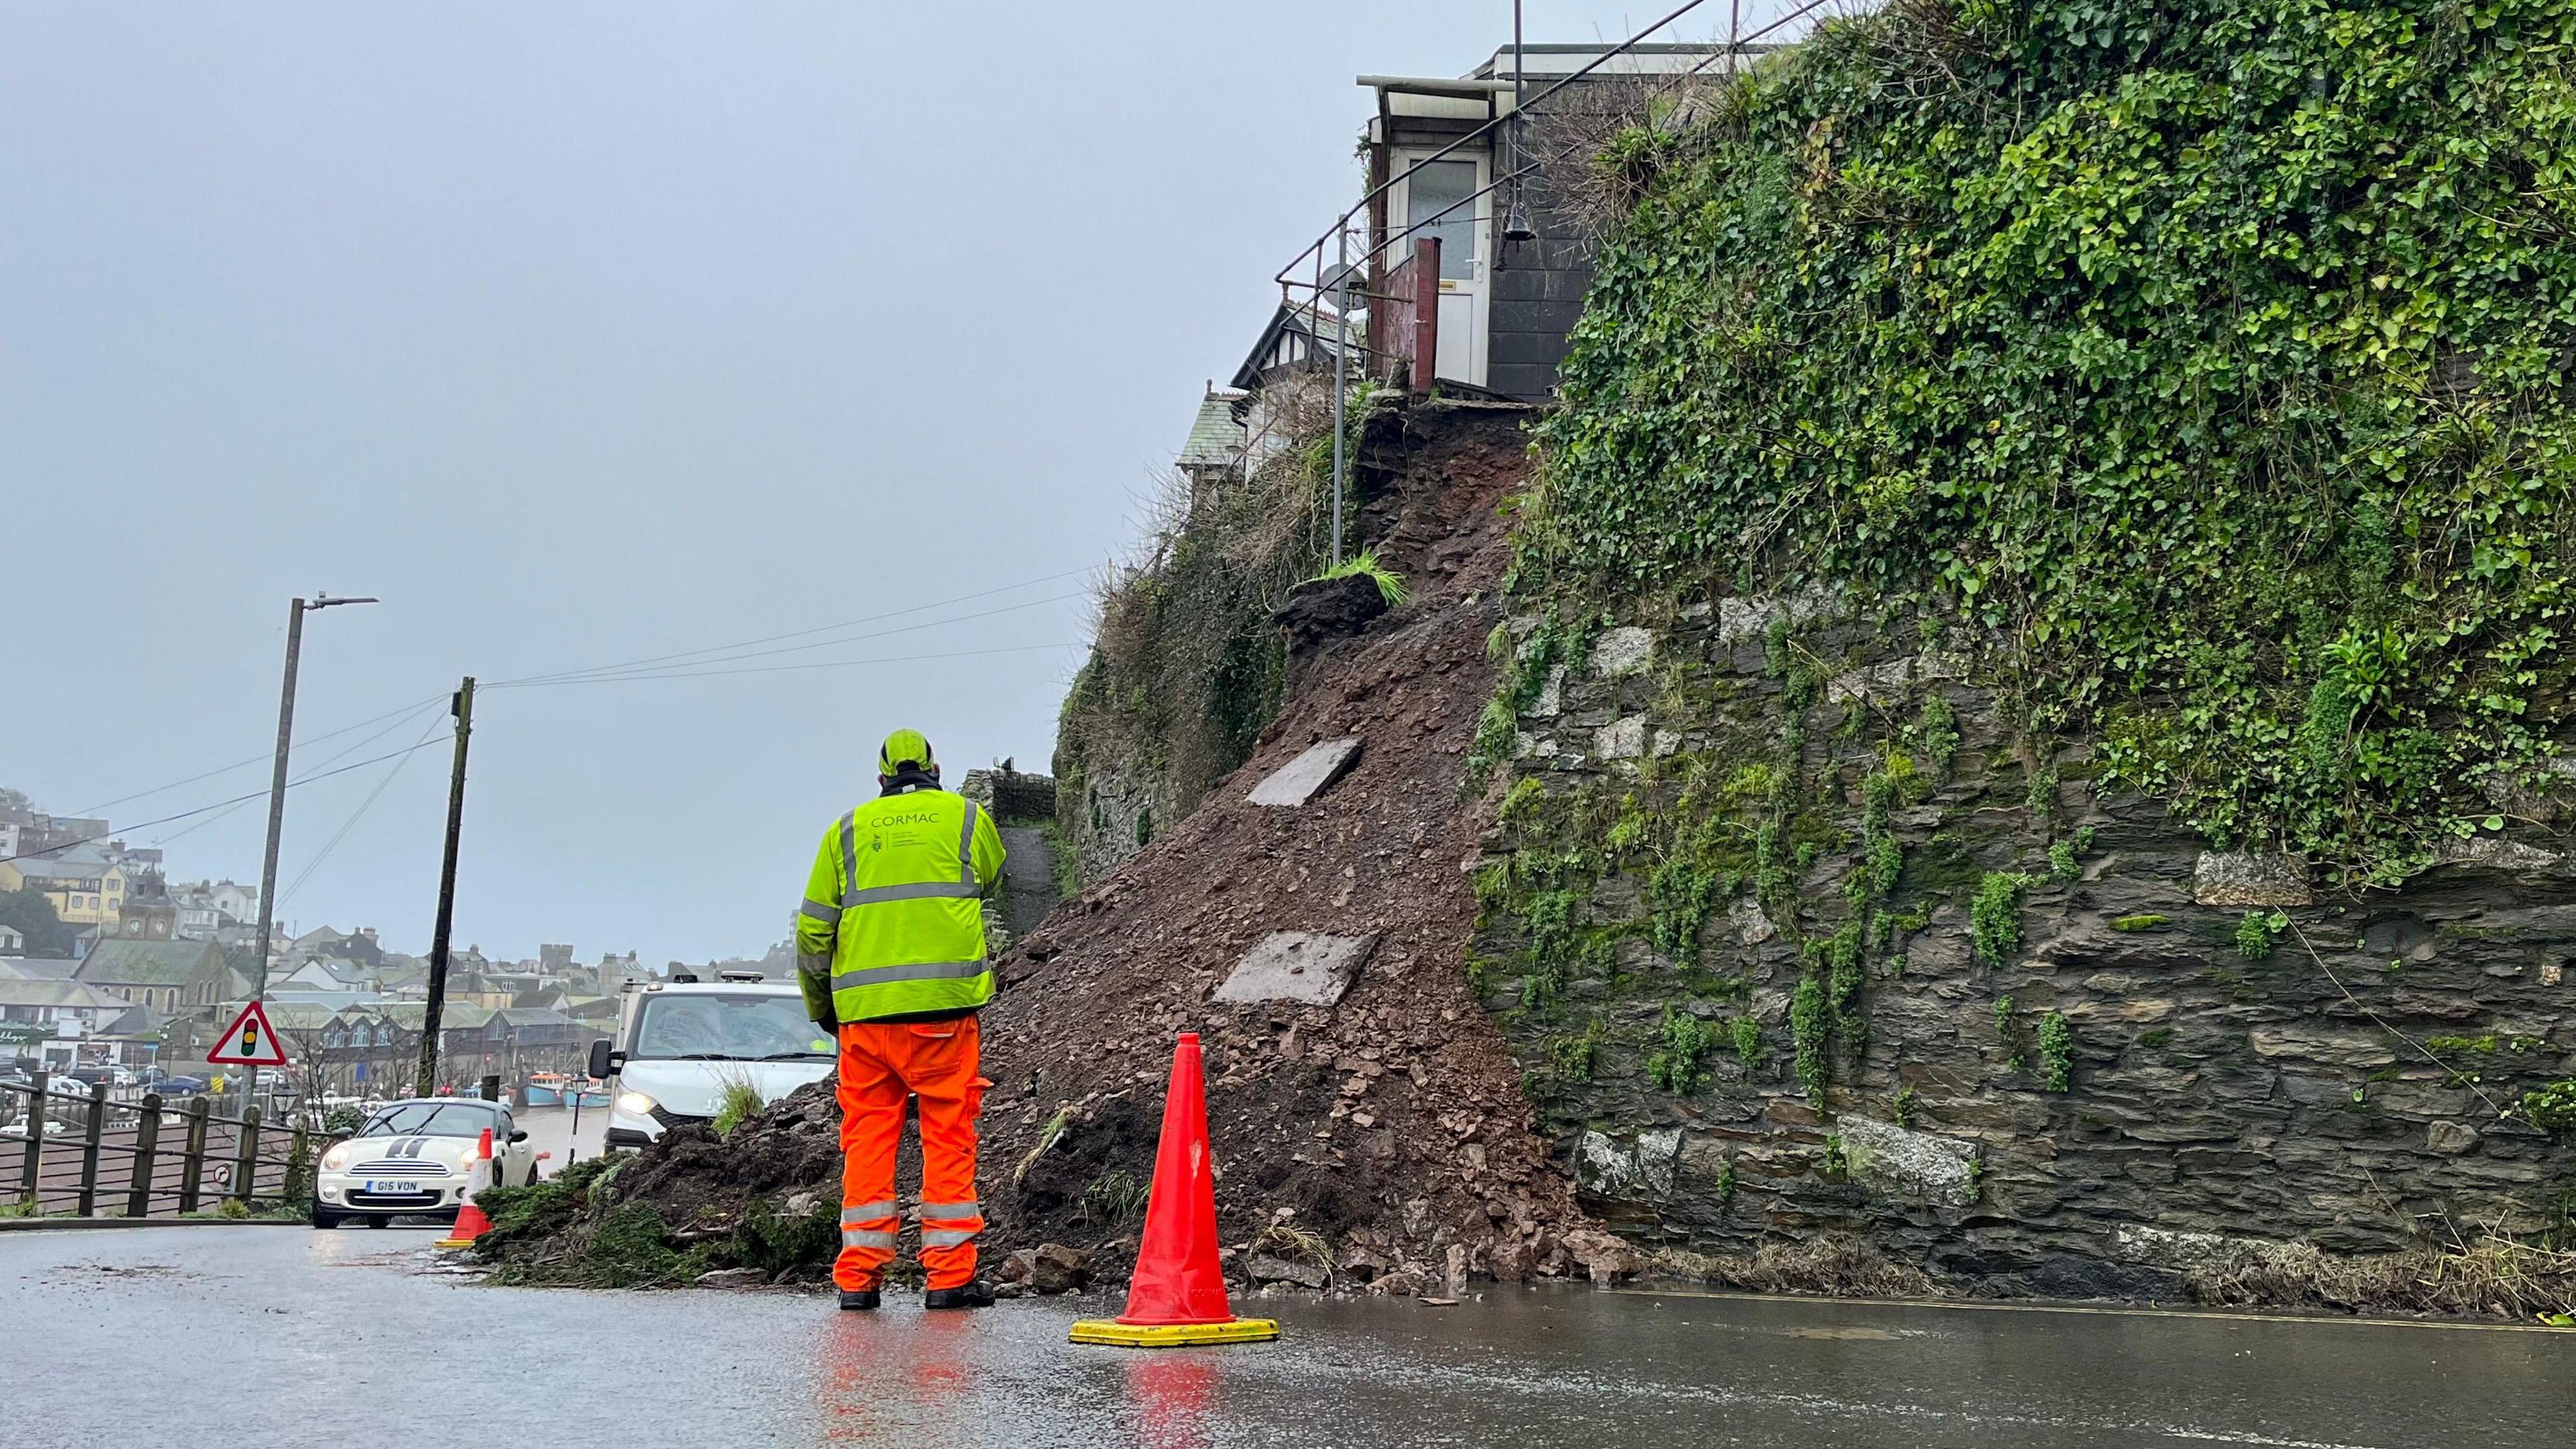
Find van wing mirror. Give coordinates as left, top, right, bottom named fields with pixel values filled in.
left=587, top=1039, right=619, bottom=1079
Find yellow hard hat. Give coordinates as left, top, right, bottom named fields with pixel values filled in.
left=878, top=729, right=935, bottom=776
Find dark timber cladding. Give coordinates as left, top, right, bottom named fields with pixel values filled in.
left=1487, top=195, right=1592, bottom=402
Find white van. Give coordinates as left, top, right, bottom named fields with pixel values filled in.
left=590, top=972, right=837, bottom=1152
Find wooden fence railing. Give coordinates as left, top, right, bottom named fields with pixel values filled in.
left=3, top=1071, right=319, bottom=1220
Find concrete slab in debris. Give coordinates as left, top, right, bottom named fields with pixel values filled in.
left=1212, top=931, right=1377, bottom=1007
left=1246, top=737, right=1363, bottom=808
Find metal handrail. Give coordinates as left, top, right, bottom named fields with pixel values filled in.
left=1274, top=0, right=1845, bottom=305
left=1272, top=0, right=1739, bottom=294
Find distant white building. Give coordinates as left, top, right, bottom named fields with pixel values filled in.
left=0, top=978, right=144, bottom=1069
left=172, top=878, right=260, bottom=942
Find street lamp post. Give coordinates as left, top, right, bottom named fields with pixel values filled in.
left=244, top=592, right=377, bottom=1109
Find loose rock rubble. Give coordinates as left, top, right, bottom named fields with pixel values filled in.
left=479, top=402, right=1603, bottom=1296
left=975, top=402, right=1595, bottom=1293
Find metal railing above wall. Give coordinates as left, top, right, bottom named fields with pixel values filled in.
left=1269, top=0, right=1848, bottom=398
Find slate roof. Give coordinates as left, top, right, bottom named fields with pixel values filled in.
left=75, top=937, right=225, bottom=987
left=10, top=854, right=119, bottom=882
left=1177, top=389, right=1248, bottom=469
left=0, top=978, right=137, bottom=1011
left=258, top=1000, right=343, bottom=1032
left=358, top=1002, right=493, bottom=1032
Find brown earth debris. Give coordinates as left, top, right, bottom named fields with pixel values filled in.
left=491, top=401, right=1599, bottom=1294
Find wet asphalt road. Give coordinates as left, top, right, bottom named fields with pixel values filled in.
left=1, top=1225, right=2565, bottom=1448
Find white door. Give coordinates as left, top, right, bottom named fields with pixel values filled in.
left=1391, top=150, right=1489, bottom=388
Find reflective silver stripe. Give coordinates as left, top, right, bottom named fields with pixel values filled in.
left=917, top=1201, right=981, bottom=1221
left=957, top=800, right=978, bottom=887
left=837, top=810, right=859, bottom=901
left=799, top=897, right=843, bottom=926
left=796, top=952, right=830, bottom=978
left=921, top=1228, right=979, bottom=1248
left=841, top=1201, right=897, bottom=1224
left=841, top=879, right=979, bottom=908
left=830, top=959, right=991, bottom=991
left=841, top=1228, right=897, bottom=1248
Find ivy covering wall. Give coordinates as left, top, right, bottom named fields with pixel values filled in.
left=1516, top=0, right=2576, bottom=885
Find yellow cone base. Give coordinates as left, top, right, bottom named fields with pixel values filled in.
left=433, top=1235, right=477, bottom=1248
left=1069, top=1316, right=1280, bottom=1348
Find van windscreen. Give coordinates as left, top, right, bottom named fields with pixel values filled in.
left=630, top=994, right=833, bottom=1062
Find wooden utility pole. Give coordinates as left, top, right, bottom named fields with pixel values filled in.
left=415, top=677, right=475, bottom=1097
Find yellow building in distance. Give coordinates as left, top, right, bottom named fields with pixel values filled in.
left=0, top=855, right=129, bottom=929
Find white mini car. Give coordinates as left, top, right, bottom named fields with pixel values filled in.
left=313, top=1095, right=538, bottom=1228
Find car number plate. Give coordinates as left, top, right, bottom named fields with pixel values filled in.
left=365, top=1179, right=429, bottom=1194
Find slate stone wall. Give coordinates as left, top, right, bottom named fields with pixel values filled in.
left=1474, top=591, right=2576, bottom=1294
left=959, top=768, right=1068, bottom=943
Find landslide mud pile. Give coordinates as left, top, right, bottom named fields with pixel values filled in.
left=479, top=400, right=1608, bottom=1293
left=979, top=402, right=1599, bottom=1291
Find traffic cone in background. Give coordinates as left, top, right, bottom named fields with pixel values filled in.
left=435, top=1127, right=495, bottom=1248
left=1070, top=1034, right=1279, bottom=1348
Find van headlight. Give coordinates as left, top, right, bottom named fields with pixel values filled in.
left=616, top=1091, right=657, bottom=1116
left=321, top=1144, right=352, bottom=1172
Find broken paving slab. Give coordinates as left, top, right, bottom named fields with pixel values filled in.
left=1212, top=931, right=1377, bottom=1007
left=1246, top=736, right=1362, bottom=807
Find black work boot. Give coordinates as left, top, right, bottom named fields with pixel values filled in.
left=837, top=1287, right=882, bottom=1311
left=922, top=1280, right=996, bottom=1309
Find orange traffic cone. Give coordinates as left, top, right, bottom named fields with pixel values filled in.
left=1070, top=1034, right=1279, bottom=1347
left=435, top=1126, right=496, bottom=1248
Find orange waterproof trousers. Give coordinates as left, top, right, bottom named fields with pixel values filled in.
left=834, top=1016, right=984, bottom=1293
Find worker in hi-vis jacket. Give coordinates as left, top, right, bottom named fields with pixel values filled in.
left=794, top=728, right=1006, bottom=1310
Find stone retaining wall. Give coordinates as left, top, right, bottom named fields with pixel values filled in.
left=1473, top=591, right=2576, bottom=1295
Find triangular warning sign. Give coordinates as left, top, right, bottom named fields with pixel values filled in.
left=207, top=1000, right=289, bottom=1067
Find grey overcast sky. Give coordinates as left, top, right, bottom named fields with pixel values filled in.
left=1, top=2, right=1807, bottom=967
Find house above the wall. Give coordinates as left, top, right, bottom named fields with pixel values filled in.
left=1347, top=41, right=1764, bottom=401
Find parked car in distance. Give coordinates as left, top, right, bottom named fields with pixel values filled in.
left=312, top=1096, right=540, bottom=1229
left=152, top=1075, right=208, bottom=1095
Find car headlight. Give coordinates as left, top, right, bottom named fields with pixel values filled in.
left=321, top=1144, right=352, bottom=1172
left=616, top=1091, right=657, bottom=1116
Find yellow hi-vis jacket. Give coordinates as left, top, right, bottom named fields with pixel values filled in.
left=795, top=786, right=1006, bottom=1024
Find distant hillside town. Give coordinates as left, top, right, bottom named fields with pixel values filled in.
left=0, top=788, right=788, bottom=1091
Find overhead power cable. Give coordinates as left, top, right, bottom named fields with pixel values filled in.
left=483, top=595, right=1089, bottom=691
left=488, top=641, right=1082, bottom=688
left=488, top=566, right=1098, bottom=688
left=280, top=712, right=451, bottom=904
left=140, top=698, right=444, bottom=855
left=1, top=735, right=455, bottom=867
left=71, top=692, right=451, bottom=817
left=146, top=794, right=264, bottom=850
left=57, top=561, right=1101, bottom=841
